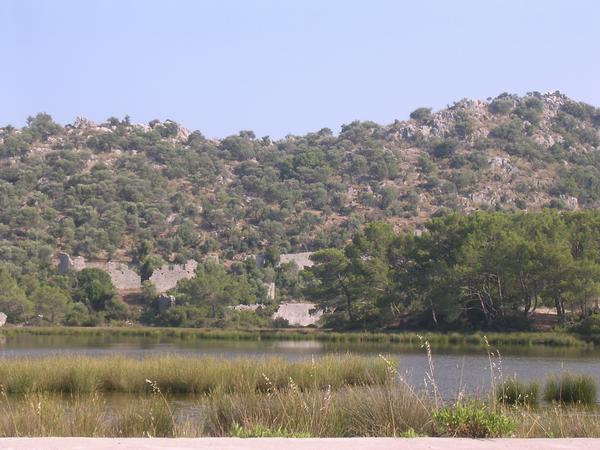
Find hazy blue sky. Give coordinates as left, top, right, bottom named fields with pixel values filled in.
left=2, top=0, right=599, bottom=138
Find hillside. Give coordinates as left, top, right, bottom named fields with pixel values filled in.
left=0, top=91, right=599, bottom=275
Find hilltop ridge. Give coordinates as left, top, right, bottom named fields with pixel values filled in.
left=0, top=91, right=599, bottom=271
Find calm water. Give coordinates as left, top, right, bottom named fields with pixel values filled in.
left=1, top=333, right=599, bottom=401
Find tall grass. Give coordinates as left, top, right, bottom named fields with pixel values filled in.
left=204, top=382, right=434, bottom=437
left=0, top=355, right=391, bottom=395
left=543, top=373, right=597, bottom=405
left=0, top=393, right=199, bottom=437
left=0, top=327, right=589, bottom=348
left=0, top=351, right=595, bottom=437
left=0, top=388, right=598, bottom=437
left=497, top=378, right=540, bottom=406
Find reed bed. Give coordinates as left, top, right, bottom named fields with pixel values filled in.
left=0, top=327, right=589, bottom=348
left=0, top=341, right=596, bottom=437
left=0, top=388, right=598, bottom=437
left=497, top=379, right=540, bottom=406
left=0, top=355, right=391, bottom=395
left=543, top=373, right=597, bottom=405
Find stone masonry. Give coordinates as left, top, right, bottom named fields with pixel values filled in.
left=57, top=253, right=141, bottom=291
left=57, top=252, right=198, bottom=293
left=149, top=260, right=198, bottom=293
left=279, top=252, right=314, bottom=270
left=255, top=252, right=314, bottom=270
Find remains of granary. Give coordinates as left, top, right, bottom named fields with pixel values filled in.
left=229, top=301, right=323, bottom=326
left=231, top=304, right=262, bottom=312
left=149, top=260, right=198, bottom=293
left=279, top=252, right=314, bottom=270
left=255, top=254, right=267, bottom=267
left=265, top=282, right=276, bottom=300
left=273, top=302, right=322, bottom=327
left=57, top=253, right=141, bottom=291
left=57, top=252, right=198, bottom=294
left=255, top=252, right=314, bottom=271
left=156, top=294, right=176, bottom=314
left=103, top=262, right=142, bottom=290
left=204, top=253, right=220, bottom=264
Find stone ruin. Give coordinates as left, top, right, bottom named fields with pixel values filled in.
left=156, top=294, right=176, bottom=314
left=273, top=302, right=322, bottom=327
left=149, top=260, right=198, bottom=293
left=57, top=252, right=198, bottom=294
left=230, top=301, right=322, bottom=327
left=255, top=252, right=314, bottom=271
left=58, top=253, right=141, bottom=291
left=279, top=252, right=314, bottom=270
left=265, top=282, right=276, bottom=300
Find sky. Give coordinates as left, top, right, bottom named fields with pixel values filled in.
left=1, top=0, right=599, bottom=138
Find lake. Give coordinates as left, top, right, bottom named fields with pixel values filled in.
left=0, top=332, right=599, bottom=401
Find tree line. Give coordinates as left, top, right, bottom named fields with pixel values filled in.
left=304, top=210, right=600, bottom=330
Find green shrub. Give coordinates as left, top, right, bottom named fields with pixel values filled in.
left=543, top=373, right=597, bottom=405
left=497, top=379, right=539, bottom=406
left=489, top=96, right=515, bottom=115
left=410, top=107, right=432, bottom=122
left=570, top=314, right=600, bottom=341
left=430, top=139, right=458, bottom=158
left=229, top=423, right=311, bottom=438
left=433, top=402, right=516, bottom=438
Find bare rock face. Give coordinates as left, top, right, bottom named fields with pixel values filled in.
left=561, top=195, right=579, bottom=210
left=175, top=126, right=190, bottom=142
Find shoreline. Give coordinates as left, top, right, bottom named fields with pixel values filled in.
left=0, top=326, right=590, bottom=348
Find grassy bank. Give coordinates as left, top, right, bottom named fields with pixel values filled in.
left=0, top=326, right=590, bottom=348
left=0, top=356, right=596, bottom=437
left=0, top=355, right=390, bottom=395
left=0, top=376, right=598, bottom=437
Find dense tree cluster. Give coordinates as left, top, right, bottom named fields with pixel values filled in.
left=305, top=211, right=600, bottom=331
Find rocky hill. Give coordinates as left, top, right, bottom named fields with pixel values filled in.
left=0, top=91, right=599, bottom=276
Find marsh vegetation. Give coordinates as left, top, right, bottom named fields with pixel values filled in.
left=0, top=353, right=597, bottom=438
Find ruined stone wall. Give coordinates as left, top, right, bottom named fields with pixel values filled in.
left=57, top=253, right=201, bottom=293
left=255, top=252, right=314, bottom=270
left=149, top=260, right=198, bottom=293
left=279, top=252, right=314, bottom=270
left=273, top=302, right=322, bottom=326
left=57, top=253, right=141, bottom=291
left=105, top=262, right=142, bottom=290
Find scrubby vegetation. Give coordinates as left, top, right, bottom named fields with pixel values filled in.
left=0, top=92, right=599, bottom=330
